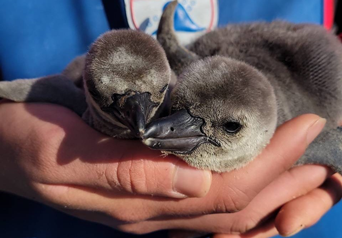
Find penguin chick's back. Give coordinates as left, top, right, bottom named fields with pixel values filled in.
left=188, top=21, right=342, bottom=128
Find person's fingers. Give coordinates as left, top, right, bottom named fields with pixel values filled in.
left=32, top=182, right=170, bottom=225
left=2, top=103, right=212, bottom=199
left=17, top=105, right=323, bottom=205
left=105, top=115, right=328, bottom=225
left=17, top=105, right=323, bottom=204
left=109, top=165, right=331, bottom=234
left=168, top=226, right=279, bottom=238
left=112, top=114, right=327, bottom=219
left=213, top=220, right=278, bottom=238
left=275, top=173, right=342, bottom=237
left=213, top=172, right=342, bottom=238
left=55, top=133, right=212, bottom=199
left=1, top=103, right=330, bottom=234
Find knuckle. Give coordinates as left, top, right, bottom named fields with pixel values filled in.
left=278, top=152, right=296, bottom=172
left=106, top=159, right=152, bottom=195
left=37, top=122, right=65, bottom=146
left=104, top=165, right=121, bottom=191
left=233, top=214, right=260, bottom=234
left=213, top=187, right=251, bottom=213
left=18, top=124, right=65, bottom=179
left=35, top=124, right=65, bottom=161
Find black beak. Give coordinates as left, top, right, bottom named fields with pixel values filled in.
left=143, top=110, right=221, bottom=154
left=104, top=91, right=158, bottom=138
left=123, top=92, right=156, bottom=137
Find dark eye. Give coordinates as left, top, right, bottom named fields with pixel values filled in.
left=223, top=122, right=242, bottom=134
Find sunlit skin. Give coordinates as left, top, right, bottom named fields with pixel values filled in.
left=0, top=101, right=340, bottom=237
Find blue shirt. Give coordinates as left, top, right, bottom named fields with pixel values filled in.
left=0, top=1, right=340, bottom=237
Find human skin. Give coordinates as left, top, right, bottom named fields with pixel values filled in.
left=0, top=101, right=340, bottom=237
left=169, top=169, right=342, bottom=238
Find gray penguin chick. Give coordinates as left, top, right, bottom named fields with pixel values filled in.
left=142, top=1, right=342, bottom=173
left=82, top=30, right=172, bottom=138
left=0, top=29, right=173, bottom=139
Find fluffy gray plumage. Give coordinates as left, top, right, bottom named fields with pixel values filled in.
left=0, top=75, right=87, bottom=116
left=83, top=30, right=172, bottom=138
left=0, top=30, right=172, bottom=139
left=144, top=0, right=342, bottom=172
left=1, top=2, right=342, bottom=174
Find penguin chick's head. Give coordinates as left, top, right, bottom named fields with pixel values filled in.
left=84, top=30, right=172, bottom=138
left=143, top=56, right=277, bottom=172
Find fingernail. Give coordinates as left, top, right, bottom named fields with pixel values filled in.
left=172, top=164, right=212, bottom=198
left=283, top=224, right=305, bottom=237
left=306, top=118, right=326, bottom=145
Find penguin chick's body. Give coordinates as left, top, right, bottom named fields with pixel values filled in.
left=143, top=1, right=342, bottom=173
left=0, top=29, right=173, bottom=140
left=188, top=21, right=342, bottom=127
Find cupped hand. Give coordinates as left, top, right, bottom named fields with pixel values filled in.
left=209, top=172, right=342, bottom=238
left=0, top=102, right=328, bottom=235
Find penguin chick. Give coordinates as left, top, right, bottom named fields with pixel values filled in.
left=83, top=29, right=172, bottom=138
left=143, top=56, right=278, bottom=172
left=61, top=54, right=86, bottom=87
left=142, top=1, right=342, bottom=172
left=0, top=30, right=173, bottom=139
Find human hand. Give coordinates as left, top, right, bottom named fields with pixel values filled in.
left=209, top=173, right=342, bottom=238
left=169, top=169, right=342, bottom=238
left=0, top=101, right=212, bottom=205
left=0, top=102, right=328, bottom=235
left=116, top=114, right=332, bottom=238
left=169, top=119, right=342, bottom=238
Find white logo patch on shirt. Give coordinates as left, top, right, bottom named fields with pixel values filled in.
left=124, top=0, right=218, bottom=46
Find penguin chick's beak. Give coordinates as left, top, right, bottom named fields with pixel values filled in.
left=108, top=91, right=158, bottom=138
left=142, top=109, right=221, bottom=154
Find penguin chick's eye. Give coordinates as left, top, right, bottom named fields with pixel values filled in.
left=223, top=122, right=242, bottom=134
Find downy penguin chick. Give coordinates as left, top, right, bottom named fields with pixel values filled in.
left=0, top=30, right=173, bottom=139
left=83, top=29, right=173, bottom=138
left=142, top=1, right=342, bottom=172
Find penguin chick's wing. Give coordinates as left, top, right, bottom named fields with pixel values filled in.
left=0, top=75, right=87, bottom=116
left=62, top=54, right=86, bottom=87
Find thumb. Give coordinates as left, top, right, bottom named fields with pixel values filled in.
left=16, top=103, right=212, bottom=199
left=56, top=137, right=212, bottom=199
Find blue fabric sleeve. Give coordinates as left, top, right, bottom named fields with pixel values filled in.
left=0, top=0, right=109, bottom=80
